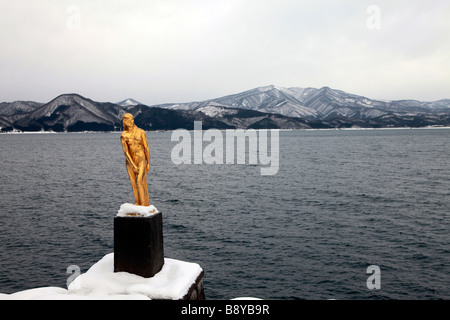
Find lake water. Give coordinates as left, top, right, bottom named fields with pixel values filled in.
left=0, top=128, right=449, bottom=299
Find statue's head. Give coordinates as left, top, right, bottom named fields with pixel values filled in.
left=122, top=113, right=134, bottom=129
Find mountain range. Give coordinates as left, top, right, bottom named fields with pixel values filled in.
left=1, top=85, right=449, bottom=132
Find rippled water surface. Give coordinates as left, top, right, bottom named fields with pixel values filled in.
left=0, top=129, right=449, bottom=299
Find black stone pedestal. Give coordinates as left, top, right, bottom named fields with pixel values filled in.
left=114, top=212, right=164, bottom=278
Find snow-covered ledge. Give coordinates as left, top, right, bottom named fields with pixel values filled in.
left=117, top=203, right=159, bottom=217
left=0, top=253, right=204, bottom=300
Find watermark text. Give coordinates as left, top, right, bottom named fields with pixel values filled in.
left=366, top=265, right=381, bottom=290
left=171, top=121, right=279, bottom=176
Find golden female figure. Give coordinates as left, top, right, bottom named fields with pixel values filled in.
left=121, top=113, right=150, bottom=206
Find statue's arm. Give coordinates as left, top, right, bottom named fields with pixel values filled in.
left=142, top=130, right=150, bottom=172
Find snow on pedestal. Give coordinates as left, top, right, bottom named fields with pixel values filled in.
left=0, top=253, right=204, bottom=300
left=71, top=253, right=203, bottom=299
left=117, top=203, right=159, bottom=217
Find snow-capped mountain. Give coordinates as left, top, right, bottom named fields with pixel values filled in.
left=161, top=85, right=450, bottom=120
left=1, top=87, right=449, bottom=132
left=116, top=98, right=142, bottom=107
left=12, top=94, right=122, bottom=132
left=0, top=100, right=43, bottom=117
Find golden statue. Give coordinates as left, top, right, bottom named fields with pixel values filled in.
left=121, top=113, right=150, bottom=206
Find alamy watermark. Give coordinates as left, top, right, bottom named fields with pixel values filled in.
left=366, top=5, right=381, bottom=30
left=66, top=5, right=82, bottom=30
left=170, top=121, right=280, bottom=176
left=366, top=265, right=381, bottom=290
left=66, top=265, right=81, bottom=289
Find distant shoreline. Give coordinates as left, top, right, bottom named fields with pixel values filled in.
left=2, top=125, right=450, bottom=134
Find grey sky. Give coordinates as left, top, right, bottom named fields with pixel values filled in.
left=0, top=0, right=449, bottom=105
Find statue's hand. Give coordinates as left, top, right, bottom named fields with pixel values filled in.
left=146, top=164, right=150, bottom=172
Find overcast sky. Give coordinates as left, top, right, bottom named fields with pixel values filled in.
left=1, top=0, right=449, bottom=104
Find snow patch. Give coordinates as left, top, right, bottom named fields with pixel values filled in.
left=69, top=253, right=202, bottom=299
left=196, top=105, right=238, bottom=118
left=0, top=253, right=203, bottom=300
left=117, top=203, right=159, bottom=217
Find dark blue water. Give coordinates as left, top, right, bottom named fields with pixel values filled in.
left=0, top=129, right=449, bottom=299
